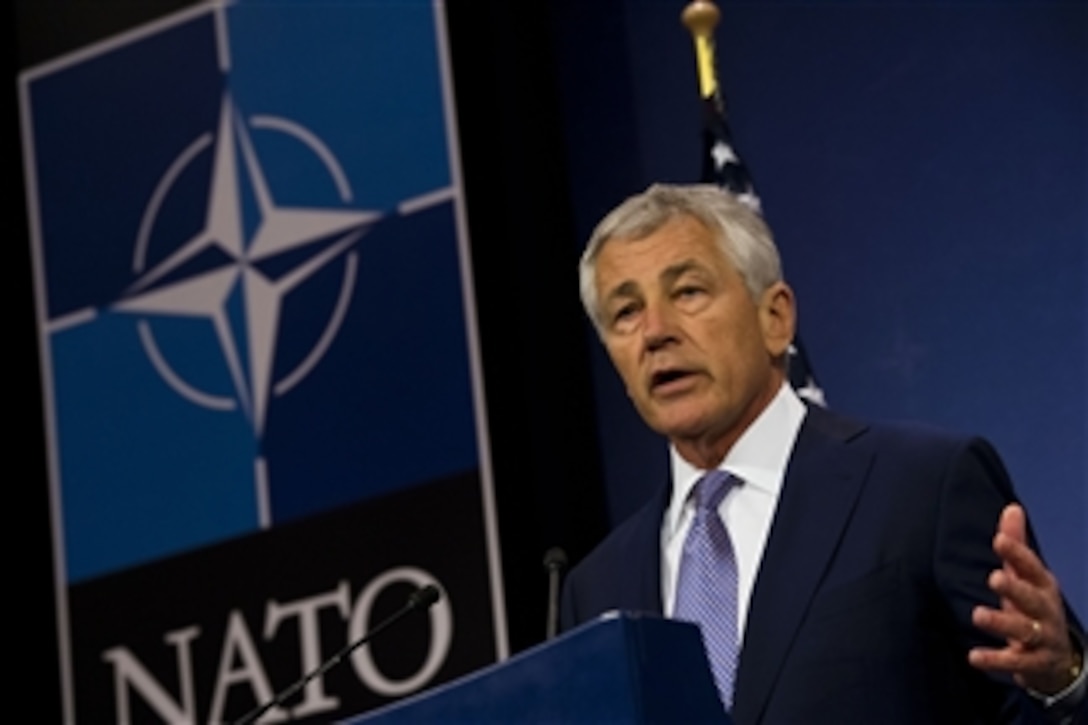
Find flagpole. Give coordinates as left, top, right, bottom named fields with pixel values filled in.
left=681, top=0, right=722, bottom=102
left=680, top=0, right=760, bottom=213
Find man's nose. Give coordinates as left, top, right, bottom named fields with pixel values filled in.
left=642, top=298, right=678, bottom=351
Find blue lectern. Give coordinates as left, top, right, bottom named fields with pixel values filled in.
left=348, top=611, right=730, bottom=723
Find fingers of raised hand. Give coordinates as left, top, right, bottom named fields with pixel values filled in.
left=984, top=560, right=1066, bottom=658
left=969, top=607, right=1074, bottom=693
left=996, top=503, right=1028, bottom=545
left=992, top=530, right=1051, bottom=588
left=987, top=565, right=1056, bottom=618
left=972, top=604, right=1046, bottom=652
left=971, top=505, right=1077, bottom=694
left=972, top=539, right=1075, bottom=693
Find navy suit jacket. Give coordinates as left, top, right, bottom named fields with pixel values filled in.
left=560, top=405, right=1085, bottom=724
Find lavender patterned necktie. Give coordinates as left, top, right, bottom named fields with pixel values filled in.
left=674, top=470, right=739, bottom=709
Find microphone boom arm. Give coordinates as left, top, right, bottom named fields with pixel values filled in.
left=232, top=584, right=440, bottom=725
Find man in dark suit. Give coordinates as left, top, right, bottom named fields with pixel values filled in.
left=560, top=183, right=1085, bottom=723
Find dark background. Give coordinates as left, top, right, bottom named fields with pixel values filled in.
left=14, top=0, right=1085, bottom=721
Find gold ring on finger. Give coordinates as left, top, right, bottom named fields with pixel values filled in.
left=1025, top=619, right=1042, bottom=648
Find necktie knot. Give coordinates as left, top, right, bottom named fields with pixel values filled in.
left=694, top=470, right=733, bottom=513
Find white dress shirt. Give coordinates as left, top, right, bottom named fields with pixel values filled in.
left=661, top=382, right=807, bottom=643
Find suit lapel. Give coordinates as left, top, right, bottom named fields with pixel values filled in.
left=731, top=407, right=872, bottom=724
left=625, top=482, right=671, bottom=614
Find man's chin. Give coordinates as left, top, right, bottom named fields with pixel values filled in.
left=644, top=409, right=716, bottom=442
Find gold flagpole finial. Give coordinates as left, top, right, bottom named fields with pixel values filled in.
left=681, top=0, right=720, bottom=38
left=681, top=0, right=721, bottom=100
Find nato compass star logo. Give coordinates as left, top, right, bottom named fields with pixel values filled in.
left=25, top=0, right=480, bottom=586
left=114, top=91, right=377, bottom=438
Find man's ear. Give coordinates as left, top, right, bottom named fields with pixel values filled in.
left=759, top=281, right=796, bottom=358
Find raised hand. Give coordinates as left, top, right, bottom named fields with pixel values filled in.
left=968, top=504, right=1080, bottom=695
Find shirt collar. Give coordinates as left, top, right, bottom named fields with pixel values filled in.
left=664, top=382, right=808, bottom=537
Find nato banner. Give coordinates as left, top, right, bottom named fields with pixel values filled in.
left=19, top=1, right=506, bottom=722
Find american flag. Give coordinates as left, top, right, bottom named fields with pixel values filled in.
left=700, top=77, right=827, bottom=407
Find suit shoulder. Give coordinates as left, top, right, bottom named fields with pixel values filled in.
left=807, top=403, right=998, bottom=457
left=805, top=404, right=1015, bottom=498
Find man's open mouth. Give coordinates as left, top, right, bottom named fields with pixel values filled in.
left=651, top=369, right=692, bottom=390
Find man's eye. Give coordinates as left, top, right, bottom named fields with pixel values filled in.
left=608, top=303, right=640, bottom=331
left=675, top=286, right=704, bottom=299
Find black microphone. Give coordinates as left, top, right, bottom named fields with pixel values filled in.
left=232, top=584, right=441, bottom=725
left=543, top=547, right=568, bottom=640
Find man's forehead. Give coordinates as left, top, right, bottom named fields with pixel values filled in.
left=596, top=225, right=726, bottom=288
left=598, top=261, right=727, bottom=311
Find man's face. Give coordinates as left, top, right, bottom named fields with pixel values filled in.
left=594, top=214, right=794, bottom=459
